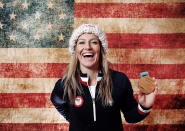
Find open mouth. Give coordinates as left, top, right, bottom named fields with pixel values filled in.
left=82, top=53, right=94, bottom=58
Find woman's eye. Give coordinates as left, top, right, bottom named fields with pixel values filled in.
left=78, top=41, right=85, bottom=44
left=91, top=41, right=97, bottom=44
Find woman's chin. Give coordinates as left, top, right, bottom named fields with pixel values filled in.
left=81, top=63, right=98, bottom=70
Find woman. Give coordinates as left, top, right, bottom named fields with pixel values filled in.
left=50, top=24, right=157, bottom=131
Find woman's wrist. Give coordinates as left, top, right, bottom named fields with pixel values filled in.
left=137, top=104, right=152, bottom=115
left=140, top=104, right=152, bottom=110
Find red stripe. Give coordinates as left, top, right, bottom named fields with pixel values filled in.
left=0, top=124, right=184, bottom=130
left=75, top=3, right=185, bottom=18
left=153, top=94, right=185, bottom=109
left=137, top=106, right=149, bottom=115
left=0, top=93, right=52, bottom=108
left=106, top=33, right=185, bottom=48
left=0, top=63, right=184, bottom=79
left=0, top=123, right=69, bottom=131
left=79, top=76, right=88, bottom=86
left=0, top=93, right=184, bottom=109
left=123, top=124, right=185, bottom=131
left=134, top=94, right=185, bottom=109
left=0, top=63, right=68, bottom=78
left=113, top=64, right=185, bottom=79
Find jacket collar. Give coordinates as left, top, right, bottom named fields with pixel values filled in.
left=79, top=71, right=103, bottom=86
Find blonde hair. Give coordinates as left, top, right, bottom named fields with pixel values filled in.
left=62, top=44, right=113, bottom=106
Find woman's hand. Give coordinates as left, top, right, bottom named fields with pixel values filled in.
left=138, top=77, right=158, bottom=108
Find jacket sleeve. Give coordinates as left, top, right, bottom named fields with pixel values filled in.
left=120, top=74, right=150, bottom=123
left=50, top=79, right=70, bottom=122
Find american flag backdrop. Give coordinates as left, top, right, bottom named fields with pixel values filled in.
left=0, top=0, right=185, bottom=130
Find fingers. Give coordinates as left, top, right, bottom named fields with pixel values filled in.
left=152, top=77, right=158, bottom=94
left=138, top=91, right=145, bottom=104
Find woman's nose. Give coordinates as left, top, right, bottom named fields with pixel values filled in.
left=84, top=42, right=91, bottom=49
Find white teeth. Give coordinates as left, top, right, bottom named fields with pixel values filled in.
left=83, top=53, right=94, bottom=57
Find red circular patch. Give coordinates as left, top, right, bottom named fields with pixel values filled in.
left=74, top=96, right=84, bottom=107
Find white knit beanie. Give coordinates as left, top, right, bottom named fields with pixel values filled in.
left=69, top=24, right=108, bottom=55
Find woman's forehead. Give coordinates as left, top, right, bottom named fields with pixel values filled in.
left=77, top=33, right=99, bottom=40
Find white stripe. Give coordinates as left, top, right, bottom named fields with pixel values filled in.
left=0, top=108, right=67, bottom=123
left=138, top=104, right=151, bottom=113
left=121, top=109, right=185, bottom=124
left=80, top=77, right=88, bottom=83
left=0, top=108, right=184, bottom=124
left=1, top=48, right=185, bottom=64
left=75, top=18, right=185, bottom=33
left=88, top=85, right=96, bottom=98
left=0, top=78, right=184, bottom=94
left=0, top=78, right=58, bottom=93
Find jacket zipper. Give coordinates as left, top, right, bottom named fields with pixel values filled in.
left=92, top=98, right=96, bottom=121
left=88, top=85, right=97, bottom=122
left=86, top=74, right=99, bottom=122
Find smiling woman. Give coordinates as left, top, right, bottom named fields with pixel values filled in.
left=50, top=24, right=158, bottom=131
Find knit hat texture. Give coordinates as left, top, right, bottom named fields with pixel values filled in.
left=69, top=24, right=108, bottom=55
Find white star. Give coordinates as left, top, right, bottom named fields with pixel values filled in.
left=9, top=33, right=16, bottom=41
left=0, top=22, right=3, bottom=29
left=59, top=13, right=66, bottom=20
left=47, top=23, right=52, bottom=29
left=0, top=2, right=4, bottom=8
left=35, top=12, right=41, bottom=19
left=22, top=1, right=29, bottom=9
left=22, top=23, right=28, bottom=29
left=10, top=12, right=16, bottom=20
left=47, top=2, right=54, bottom=9
left=34, top=34, right=40, bottom=40
left=58, top=33, right=65, bottom=41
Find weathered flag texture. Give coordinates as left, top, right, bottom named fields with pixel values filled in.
left=0, top=0, right=185, bottom=130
